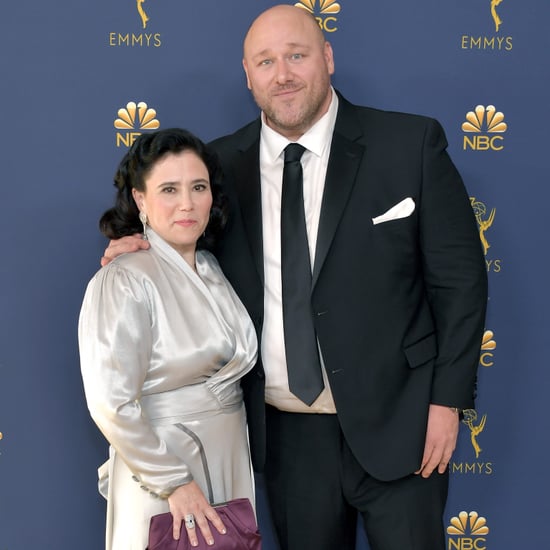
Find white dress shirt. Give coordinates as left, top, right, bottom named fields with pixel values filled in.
left=259, top=88, right=339, bottom=413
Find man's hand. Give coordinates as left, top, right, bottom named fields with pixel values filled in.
left=100, top=234, right=149, bottom=266
left=415, top=403, right=459, bottom=478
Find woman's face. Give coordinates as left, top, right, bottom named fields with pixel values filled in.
left=133, top=150, right=213, bottom=266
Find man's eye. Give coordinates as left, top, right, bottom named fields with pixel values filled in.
left=162, top=187, right=175, bottom=193
left=260, top=59, right=272, bottom=66
left=290, top=53, right=303, bottom=60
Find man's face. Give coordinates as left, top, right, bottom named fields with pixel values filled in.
left=242, top=6, right=335, bottom=141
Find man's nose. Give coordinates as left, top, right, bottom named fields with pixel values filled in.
left=275, top=60, right=293, bottom=84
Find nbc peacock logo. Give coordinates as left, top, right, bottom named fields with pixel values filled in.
left=480, top=330, right=496, bottom=368
left=114, top=101, right=160, bottom=147
left=447, top=511, right=489, bottom=549
left=294, top=0, right=341, bottom=32
left=462, top=105, right=507, bottom=151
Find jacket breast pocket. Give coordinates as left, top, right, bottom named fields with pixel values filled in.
left=372, top=215, right=418, bottom=268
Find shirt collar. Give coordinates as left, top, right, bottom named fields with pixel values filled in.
left=260, top=87, right=339, bottom=162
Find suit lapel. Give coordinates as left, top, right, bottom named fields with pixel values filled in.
left=313, top=97, right=365, bottom=287
left=228, top=98, right=366, bottom=290
left=232, top=120, right=264, bottom=284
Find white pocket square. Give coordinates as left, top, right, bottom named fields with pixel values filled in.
left=372, top=197, right=415, bottom=225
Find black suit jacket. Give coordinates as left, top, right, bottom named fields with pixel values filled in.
left=210, top=92, right=487, bottom=481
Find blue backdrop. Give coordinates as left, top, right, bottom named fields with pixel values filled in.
left=1, top=1, right=548, bottom=548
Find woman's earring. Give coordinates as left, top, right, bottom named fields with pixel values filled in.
left=139, top=211, right=148, bottom=240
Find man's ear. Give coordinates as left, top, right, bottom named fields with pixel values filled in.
left=242, top=59, right=252, bottom=90
left=324, top=41, right=335, bottom=76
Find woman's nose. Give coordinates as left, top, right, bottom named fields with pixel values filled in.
left=178, top=191, right=193, bottom=210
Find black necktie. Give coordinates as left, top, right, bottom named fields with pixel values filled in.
left=280, top=143, right=324, bottom=405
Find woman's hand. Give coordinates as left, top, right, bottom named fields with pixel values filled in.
left=168, top=481, right=227, bottom=547
left=100, top=234, right=149, bottom=267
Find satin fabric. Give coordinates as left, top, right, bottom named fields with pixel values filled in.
left=79, top=229, right=258, bottom=550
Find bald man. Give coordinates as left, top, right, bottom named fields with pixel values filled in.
left=104, top=6, right=487, bottom=549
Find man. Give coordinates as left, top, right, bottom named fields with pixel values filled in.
left=103, top=5, right=487, bottom=549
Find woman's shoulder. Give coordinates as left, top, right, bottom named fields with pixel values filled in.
left=82, top=250, right=165, bottom=310
left=92, top=249, right=161, bottom=286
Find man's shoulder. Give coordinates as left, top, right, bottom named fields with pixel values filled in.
left=209, top=118, right=261, bottom=155
left=336, top=91, right=438, bottom=130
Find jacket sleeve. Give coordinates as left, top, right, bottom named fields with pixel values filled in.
left=418, top=118, right=488, bottom=409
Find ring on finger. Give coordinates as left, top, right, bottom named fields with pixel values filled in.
left=184, top=514, right=195, bottom=529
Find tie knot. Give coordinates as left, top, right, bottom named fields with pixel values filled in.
left=284, top=143, right=305, bottom=163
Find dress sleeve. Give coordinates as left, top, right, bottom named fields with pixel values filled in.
left=78, top=263, right=192, bottom=497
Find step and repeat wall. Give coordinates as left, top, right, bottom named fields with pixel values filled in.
left=1, top=1, right=548, bottom=548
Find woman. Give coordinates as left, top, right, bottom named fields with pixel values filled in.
left=78, top=128, right=258, bottom=549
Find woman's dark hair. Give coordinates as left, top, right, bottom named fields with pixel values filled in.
left=99, top=128, right=227, bottom=251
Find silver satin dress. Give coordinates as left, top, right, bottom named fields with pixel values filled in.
left=78, top=230, right=258, bottom=550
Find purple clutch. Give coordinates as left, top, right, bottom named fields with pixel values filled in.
left=147, top=497, right=262, bottom=550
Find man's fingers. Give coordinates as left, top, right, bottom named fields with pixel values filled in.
left=420, top=459, right=438, bottom=478
left=437, top=446, right=454, bottom=474
left=415, top=444, right=434, bottom=475
left=415, top=444, right=441, bottom=478
left=417, top=444, right=454, bottom=477
left=101, top=235, right=148, bottom=266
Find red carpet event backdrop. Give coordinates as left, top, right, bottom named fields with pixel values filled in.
left=0, top=1, right=548, bottom=548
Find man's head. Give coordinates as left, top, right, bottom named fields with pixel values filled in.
left=242, top=4, right=335, bottom=141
